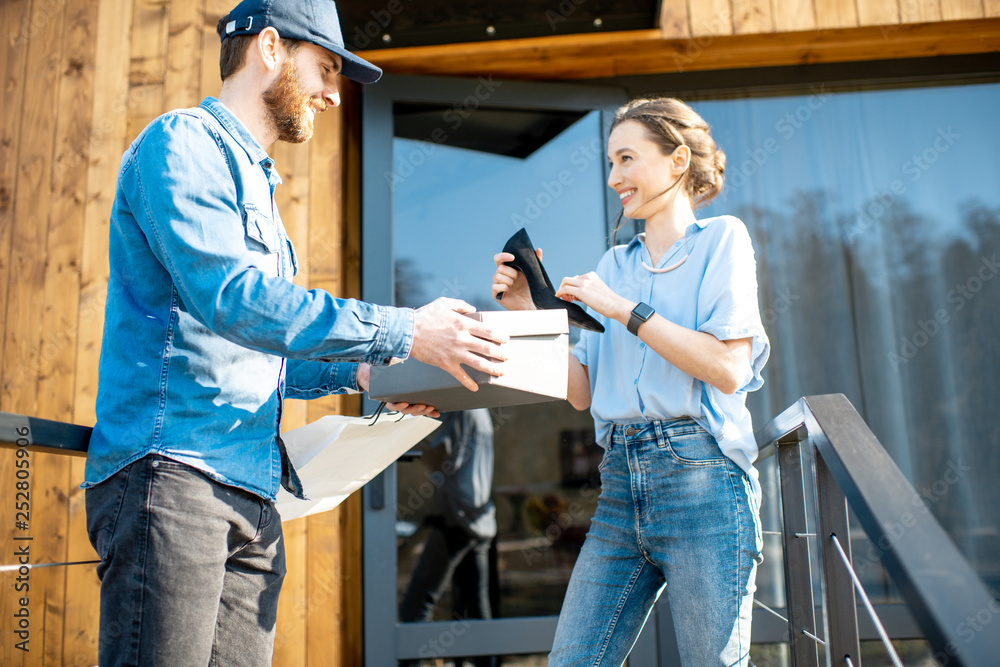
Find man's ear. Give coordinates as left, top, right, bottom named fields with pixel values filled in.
left=256, top=27, right=281, bottom=72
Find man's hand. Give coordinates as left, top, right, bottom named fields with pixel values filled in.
left=409, top=297, right=509, bottom=392
left=386, top=402, right=440, bottom=418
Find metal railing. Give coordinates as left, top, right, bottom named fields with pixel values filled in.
left=3, top=396, right=999, bottom=664
left=756, top=394, right=1000, bottom=666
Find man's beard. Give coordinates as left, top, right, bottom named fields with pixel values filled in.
left=262, top=56, right=317, bottom=144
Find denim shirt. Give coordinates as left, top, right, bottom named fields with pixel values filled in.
left=84, top=97, right=414, bottom=500
left=573, top=216, right=770, bottom=499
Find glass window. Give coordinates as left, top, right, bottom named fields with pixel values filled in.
left=391, top=109, right=611, bottom=623
left=692, top=81, right=1000, bottom=602
left=367, top=74, right=999, bottom=663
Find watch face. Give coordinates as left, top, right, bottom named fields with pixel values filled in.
left=633, top=302, right=655, bottom=321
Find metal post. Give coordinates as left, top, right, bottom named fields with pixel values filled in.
left=813, top=448, right=861, bottom=666
left=777, top=440, right=820, bottom=667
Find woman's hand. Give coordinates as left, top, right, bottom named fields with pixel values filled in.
left=491, top=250, right=540, bottom=311
left=555, top=272, right=632, bottom=325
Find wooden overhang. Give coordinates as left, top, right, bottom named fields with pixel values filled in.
left=358, top=18, right=1000, bottom=80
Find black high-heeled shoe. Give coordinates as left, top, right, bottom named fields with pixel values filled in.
left=497, top=228, right=605, bottom=333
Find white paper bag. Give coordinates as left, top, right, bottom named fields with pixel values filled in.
left=274, top=413, right=440, bottom=521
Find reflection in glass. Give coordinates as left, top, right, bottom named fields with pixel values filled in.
left=392, top=110, right=610, bottom=622
left=695, top=81, right=1000, bottom=605
left=386, top=79, right=1000, bottom=656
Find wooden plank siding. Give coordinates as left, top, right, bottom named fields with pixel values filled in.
left=0, top=0, right=32, bottom=658
left=3, top=2, right=68, bottom=664
left=0, top=0, right=364, bottom=664
left=361, top=18, right=1000, bottom=80
left=0, top=0, right=997, bottom=664
left=657, top=0, right=692, bottom=38
left=814, top=0, right=860, bottom=29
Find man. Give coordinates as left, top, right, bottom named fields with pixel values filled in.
left=83, top=1, right=507, bottom=664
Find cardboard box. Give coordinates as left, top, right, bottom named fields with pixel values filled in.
left=369, top=310, right=568, bottom=412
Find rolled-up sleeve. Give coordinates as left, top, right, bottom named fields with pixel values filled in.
left=696, top=217, right=769, bottom=392
left=284, top=360, right=361, bottom=398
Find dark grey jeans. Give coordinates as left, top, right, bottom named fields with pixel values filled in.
left=86, top=453, right=285, bottom=666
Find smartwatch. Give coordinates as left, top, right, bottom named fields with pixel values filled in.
left=627, top=302, right=655, bottom=335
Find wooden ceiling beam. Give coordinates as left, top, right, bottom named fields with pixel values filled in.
left=358, top=18, right=1000, bottom=80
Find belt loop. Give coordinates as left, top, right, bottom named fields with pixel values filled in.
left=653, top=419, right=665, bottom=446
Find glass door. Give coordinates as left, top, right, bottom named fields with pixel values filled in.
left=361, top=74, right=626, bottom=666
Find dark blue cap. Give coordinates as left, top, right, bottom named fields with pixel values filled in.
left=221, top=0, right=382, bottom=84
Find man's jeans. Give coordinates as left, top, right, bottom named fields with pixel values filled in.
left=548, top=419, right=763, bottom=667
left=86, top=454, right=286, bottom=666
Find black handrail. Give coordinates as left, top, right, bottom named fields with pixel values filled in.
left=755, top=394, right=999, bottom=666
left=0, top=412, right=429, bottom=461
left=0, top=411, right=91, bottom=456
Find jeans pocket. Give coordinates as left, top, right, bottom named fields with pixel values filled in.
left=665, top=428, right=726, bottom=465
left=85, top=464, right=134, bottom=567
left=597, top=445, right=612, bottom=472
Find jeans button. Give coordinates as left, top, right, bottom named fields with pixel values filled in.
left=625, top=426, right=636, bottom=436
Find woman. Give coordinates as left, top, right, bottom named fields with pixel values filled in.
left=491, top=98, right=769, bottom=666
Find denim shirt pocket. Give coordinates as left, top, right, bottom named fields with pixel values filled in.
left=243, top=203, right=281, bottom=276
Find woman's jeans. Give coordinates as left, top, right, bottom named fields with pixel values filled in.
left=85, top=453, right=286, bottom=667
left=549, top=418, right=762, bottom=667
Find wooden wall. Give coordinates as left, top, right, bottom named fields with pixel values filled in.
left=0, top=0, right=363, bottom=664
left=659, top=0, right=998, bottom=35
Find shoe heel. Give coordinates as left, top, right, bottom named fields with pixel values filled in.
left=499, top=228, right=605, bottom=333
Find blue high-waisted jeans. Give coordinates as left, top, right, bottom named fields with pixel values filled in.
left=549, top=418, right=762, bottom=667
